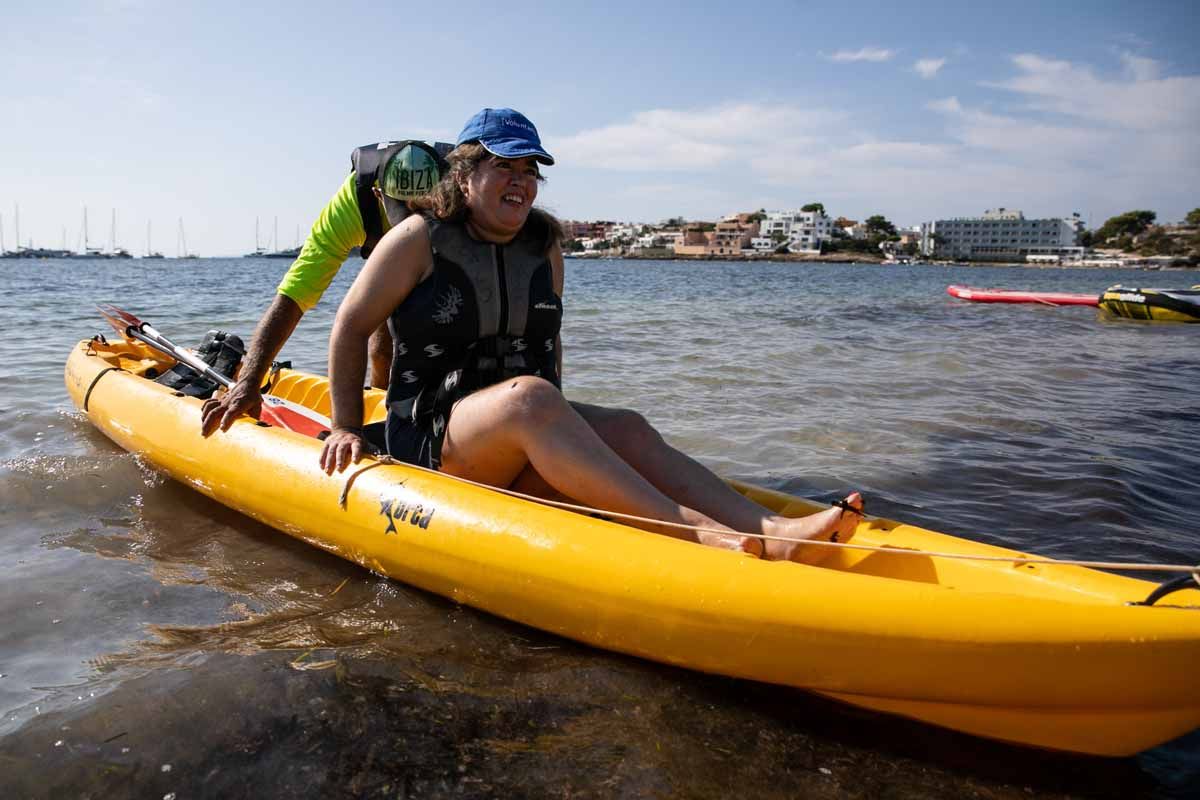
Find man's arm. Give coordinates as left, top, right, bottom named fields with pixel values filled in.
left=200, top=293, right=303, bottom=435
left=201, top=174, right=368, bottom=436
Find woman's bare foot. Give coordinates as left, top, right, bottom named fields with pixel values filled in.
left=697, top=528, right=764, bottom=557
left=761, top=492, right=864, bottom=563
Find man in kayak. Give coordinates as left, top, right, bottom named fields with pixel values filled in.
left=200, top=138, right=453, bottom=437
left=319, top=107, right=864, bottom=560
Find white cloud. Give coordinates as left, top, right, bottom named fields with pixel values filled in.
left=551, top=104, right=838, bottom=171
left=552, top=102, right=961, bottom=220
left=985, top=52, right=1200, bottom=131
left=926, top=94, right=1113, bottom=160
left=914, top=58, right=946, bottom=79
left=1119, top=51, right=1159, bottom=82
left=925, top=96, right=962, bottom=114
left=826, top=47, right=896, bottom=63
left=549, top=51, right=1199, bottom=227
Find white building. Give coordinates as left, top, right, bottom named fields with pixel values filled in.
left=750, top=210, right=835, bottom=254
left=607, top=223, right=642, bottom=242
left=920, top=208, right=1084, bottom=261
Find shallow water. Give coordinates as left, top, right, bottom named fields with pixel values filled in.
left=1, top=256, right=1198, bottom=797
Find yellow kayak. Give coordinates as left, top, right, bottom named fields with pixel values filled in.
left=65, top=336, right=1200, bottom=757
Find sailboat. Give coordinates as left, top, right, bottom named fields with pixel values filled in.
left=243, top=216, right=269, bottom=257
left=83, top=207, right=109, bottom=258
left=175, top=218, right=198, bottom=259
left=143, top=220, right=164, bottom=259
left=263, top=215, right=302, bottom=259
left=109, top=209, right=132, bottom=258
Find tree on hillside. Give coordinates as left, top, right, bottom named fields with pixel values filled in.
left=864, top=215, right=897, bottom=238
left=1095, top=210, right=1156, bottom=244
left=1186, top=208, right=1200, bottom=226
left=801, top=202, right=826, bottom=215
left=1134, top=227, right=1175, bottom=256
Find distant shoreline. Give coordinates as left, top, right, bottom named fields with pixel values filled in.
left=3, top=253, right=1194, bottom=270
left=565, top=252, right=1198, bottom=269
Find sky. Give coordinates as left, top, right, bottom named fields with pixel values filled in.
left=2, top=0, right=1198, bottom=256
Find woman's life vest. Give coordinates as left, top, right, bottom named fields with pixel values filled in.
left=385, top=215, right=562, bottom=467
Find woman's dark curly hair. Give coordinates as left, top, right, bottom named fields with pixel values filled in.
left=409, top=143, right=564, bottom=252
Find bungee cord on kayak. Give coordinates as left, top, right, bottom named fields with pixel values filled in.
left=338, top=454, right=1200, bottom=580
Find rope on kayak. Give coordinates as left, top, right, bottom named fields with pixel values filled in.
left=338, top=457, right=1200, bottom=577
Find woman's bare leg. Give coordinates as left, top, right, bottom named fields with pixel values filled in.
left=572, top=403, right=863, bottom=560
left=439, top=377, right=756, bottom=553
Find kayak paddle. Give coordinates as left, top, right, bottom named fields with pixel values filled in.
left=96, top=303, right=331, bottom=437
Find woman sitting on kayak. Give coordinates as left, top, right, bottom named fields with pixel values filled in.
left=320, top=107, right=863, bottom=560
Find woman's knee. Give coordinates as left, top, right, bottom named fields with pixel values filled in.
left=495, top=375, right=568, bottom=429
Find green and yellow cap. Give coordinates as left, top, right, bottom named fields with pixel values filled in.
left=379, top=143, right=443, bottom=200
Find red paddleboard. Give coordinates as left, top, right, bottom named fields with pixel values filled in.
left=947, top=285, right=1100, bottom=306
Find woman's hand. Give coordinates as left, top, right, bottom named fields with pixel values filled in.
left=320, top=427, right=368, bottom=474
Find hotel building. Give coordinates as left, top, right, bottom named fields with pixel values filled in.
left=920, top=208, right=1085, bottom=261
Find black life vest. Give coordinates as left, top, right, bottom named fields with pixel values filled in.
left=350, top=140, right=453, bottom=258
left=385, top=215, right=562, bottom=467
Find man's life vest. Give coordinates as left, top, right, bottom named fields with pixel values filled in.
left=350, top=140, right=453, bottom=258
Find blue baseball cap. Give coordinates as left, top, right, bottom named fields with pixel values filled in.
left=456, top=108, right=555, bottom=165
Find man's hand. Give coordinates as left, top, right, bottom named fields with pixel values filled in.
left=200, top=380, right=263, bottom=436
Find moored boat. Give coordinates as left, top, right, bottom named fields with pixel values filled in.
left=65, top=334, right=1200, bottom=757
left=1099, top=285, right=1200, bottom=323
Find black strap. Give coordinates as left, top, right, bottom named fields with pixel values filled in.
left=1130, top=574, right=1200, bottom=607
left=83, top=367, right=122, bottom=411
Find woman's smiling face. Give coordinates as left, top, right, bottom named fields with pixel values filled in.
left=461, top=155, right=542, bottom=242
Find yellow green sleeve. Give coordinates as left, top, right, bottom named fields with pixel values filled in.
left=276, top=173, right=368, bottom=312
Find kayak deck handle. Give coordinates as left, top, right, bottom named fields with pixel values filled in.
left=1129, top=573, right=1200, bottom=607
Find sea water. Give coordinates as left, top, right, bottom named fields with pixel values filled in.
left=1, top=257, right=1197, bottom=797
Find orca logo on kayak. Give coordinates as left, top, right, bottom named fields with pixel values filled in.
left=379, top=484, right=436, bottom=532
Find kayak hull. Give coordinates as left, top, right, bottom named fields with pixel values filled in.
left=947, top=285, right=1100, bottom=306
left=65, top=337, right=1200, bottom=756
left=1099, top=286, right=1200, bottom=323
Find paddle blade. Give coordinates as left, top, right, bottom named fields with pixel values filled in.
left=96, top=304, right=135, bottom=338
left=97, top=303, right=145, bottom=328
left=259, top=396, right=331, bottom=438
